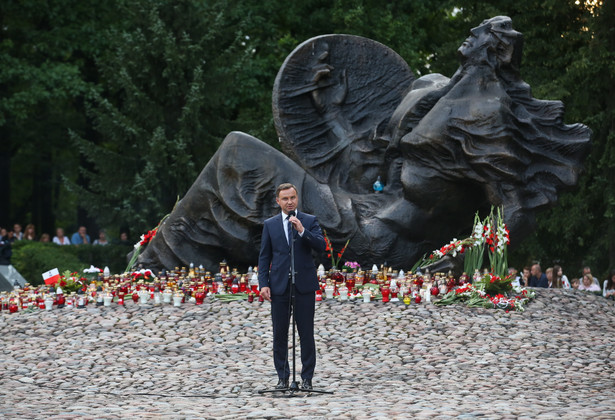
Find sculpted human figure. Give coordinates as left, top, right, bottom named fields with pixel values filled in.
left=136, top=17, right=590, bottom=272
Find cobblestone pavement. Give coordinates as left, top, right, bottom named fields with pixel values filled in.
left=1, top=288, right=614, bottom=419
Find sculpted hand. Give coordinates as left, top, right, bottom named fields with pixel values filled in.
left=260, top=287, right=272, bottom=301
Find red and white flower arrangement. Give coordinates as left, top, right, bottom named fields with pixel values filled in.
left=323, top=230, right=350, bottom=269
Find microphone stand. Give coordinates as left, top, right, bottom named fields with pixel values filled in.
left=258, top=216, right=332, bottom=396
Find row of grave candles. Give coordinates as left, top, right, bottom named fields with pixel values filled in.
left=0, top=262, right=479, bottom=313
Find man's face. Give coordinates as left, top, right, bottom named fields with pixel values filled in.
left=531, top=265, right=539, bottom=276
left=276, top=187, right=298, bottom=215
left=13, top=224, right=21, bottom=233
left=583, top=267, right=591, bottom=276
left=56, top=228, right=64, bottom=236
left=79, top=226, right=87, bottom=235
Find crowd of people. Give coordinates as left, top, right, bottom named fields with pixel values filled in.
left=509, top=264, right=615, bottom=299
left=0, top=223, right=131, bottom=246
left=0, top=223, right=134, bottom=265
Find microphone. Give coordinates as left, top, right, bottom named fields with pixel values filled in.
left=288, top=211, right=296, bottom=231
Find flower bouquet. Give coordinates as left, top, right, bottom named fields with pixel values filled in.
left=414, top=206, right=510, bottom=279
left=323, top=230, right=350, bottom=269
left=418, top=206, right=534, bottom=311
left=435, top=283, right=535, bottom=312
left=58, top=271, right=88, bottom=294
left=474, top=273, right=513, bottom=296
left=342, top=261, right=360, bottom=271
left=214, top=293, right=249, bottom=302
left=130, top=269, right=155, bottom=283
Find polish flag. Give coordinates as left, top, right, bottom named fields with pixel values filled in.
left=42, top=268, right=61, bottom=285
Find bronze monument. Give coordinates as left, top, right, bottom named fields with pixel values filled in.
left=136, top=16, right=591, bottom=272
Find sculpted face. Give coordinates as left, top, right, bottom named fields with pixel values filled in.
left=458, top=16, right=519, bottom=65
left=276, top=187, right=298, bottom=215
left=458, top=20, right=494, bottom=59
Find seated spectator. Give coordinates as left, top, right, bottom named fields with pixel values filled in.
left=603, top=269, right=615, bottom=299
left=508, top=267, right=520, bottom=288
left=117, top=231, right=132, bottom=246
left=546, top=267, right=556, bottom=288
left=529, top=263, right=549, bottom=288
left=53, top=228, right=71, bottom=245
left=578, top=273, right=601, bottom=292
left=39, top=233, right=50, bottom=242
left=582, top=266, right=600, bottom=289
left=71, top=226, right=90, bottom=245
left=93, top=230, right=109, bottom=246
left=553, top=264, right=570, bottom=289
left=520, top=266, right=531, bottom=287
left=23, top=223, right=36, bottom=241
left=571, top=278, right=580, bottom=289
left=12, top=223, right=23, bottom=241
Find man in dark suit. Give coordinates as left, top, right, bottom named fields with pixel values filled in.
left=258, top=183, right=326, bottom=390
left=529, top=263, right=549, bottom=288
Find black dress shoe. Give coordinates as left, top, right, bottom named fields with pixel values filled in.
left=301, top=378, right=312, bottom=390
left=276, top=378, right=289, bottom=389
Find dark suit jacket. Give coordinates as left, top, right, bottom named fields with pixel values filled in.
left=529, top=273, right=548, bottom=288
left=258, top=211, right=326, bottom=295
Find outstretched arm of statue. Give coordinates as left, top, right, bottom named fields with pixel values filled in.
left=310, top=64, right=348, bottom=113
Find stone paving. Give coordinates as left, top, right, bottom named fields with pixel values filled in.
left=1, top=288, right=615, bottom=419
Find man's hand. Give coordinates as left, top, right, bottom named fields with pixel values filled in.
left=288, top=216, right=304, bottom=234
left=260, top=286, right=272, bottom=301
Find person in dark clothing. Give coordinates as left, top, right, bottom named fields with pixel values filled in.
left=529, top=263, right=548, bottom=288
left=0, top=238, right=12, bottom=265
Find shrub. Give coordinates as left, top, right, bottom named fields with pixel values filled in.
left=11, top=242, right=133, bottom=286
left=73, top=244, right=132, bottom=274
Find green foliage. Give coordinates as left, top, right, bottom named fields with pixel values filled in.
left=0, top=0, right=120, bottom=231
left=502, top=0, right=615, bottom=279
left=11, top=241, right=132, bottom=285
left=66, top=0, right=253, bottom=234
left=3, top=0, right=615, bottom=278
left=72, top=244, right=133, bottom=275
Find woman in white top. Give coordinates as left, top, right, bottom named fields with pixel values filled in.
left=52, top=228, right=71, bottom=245
left=603, top=270, right=615, bottom=299
left=553, top=264, right=570, bottom=289
left=578, top=273, right=601, bottom=292
left=93, top=230, right=109, bottom=246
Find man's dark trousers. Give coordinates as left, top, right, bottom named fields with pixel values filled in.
left=271, top=281, right=316, bottom=381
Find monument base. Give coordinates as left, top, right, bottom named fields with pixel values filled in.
left=0, top=265, right=27, bottom=292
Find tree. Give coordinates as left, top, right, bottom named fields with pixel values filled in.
left=511, top=0, right=615, bottom=276
left=436, top=0, right=615, bottom=277
left=67, top=0, right=253, bottom=235
left=0, top=0, right=118, bottom=235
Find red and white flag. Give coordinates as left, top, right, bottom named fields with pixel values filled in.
left=42, top=268, right=60, bottom=285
